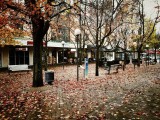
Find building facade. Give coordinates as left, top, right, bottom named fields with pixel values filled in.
left=0, top=37, right=89, bottom=68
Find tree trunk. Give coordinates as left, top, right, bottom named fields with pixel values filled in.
left=95, top=0, right=99, bottom=76
left=32, top=20, right=45, bottom=87
left=154, top=47, right=157, bottom=63
left=32, top=37, right=44, bottom=87
left=44, top=34, right=48, bottom=71
left=44, top=44, right=48, bottom=71
left=137, top=50, right=141, bottom=67
left=123, top=51, right=127, bottom=71
left=95, top=47, right=99, bottom=76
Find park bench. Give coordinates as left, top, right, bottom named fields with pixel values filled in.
left=8, top=64, right=31, bottom=74
left=104, top=60, right=122, bottom=74
left=144, top=58, right=156, bottom=65
left=132, top=59, right=142, bottom=69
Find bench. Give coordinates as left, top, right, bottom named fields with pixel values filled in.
left=144, top=58, right=156, bottom=65
left=105, top=64, right=122, bottom=74
left=104, top=61, right=122, bottom=74
left=132, top=59, right=142, bottom=69
left=8, top=64, right=31, bottom=74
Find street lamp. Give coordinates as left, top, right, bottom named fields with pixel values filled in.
left=146, top=44, right=149, bottom=66
left=61, top=41, right=65, bottom=69
left=132, top=42, right=137, bottom=69
left=133, top=42, right=137, bottom=59
left=74, top=28, right=81, bottom=81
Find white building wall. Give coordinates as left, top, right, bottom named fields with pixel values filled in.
left=29, top=47, right=33, bottom=65
left=2, top=47, right=9, bottom=67
left=88, top=51, right=91, bottom=58
left=56, top=52, right=59, bottom=64
left=48, top=49, right=52, bottom=64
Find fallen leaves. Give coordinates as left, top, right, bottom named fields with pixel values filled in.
left=0, top=64, right=160, bottom=119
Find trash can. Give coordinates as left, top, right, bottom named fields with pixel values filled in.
left=45, top=71, right=54, bottom=85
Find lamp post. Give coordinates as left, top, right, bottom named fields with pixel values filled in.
left=146, top=44, right=149, bottom=66
left=133, top=42, right=137, bottom=69
left=74, top=28, right=81, bottom=81
left=133, top=42, right=137, bottom=59
left=61, top=41, right=65, bottom=69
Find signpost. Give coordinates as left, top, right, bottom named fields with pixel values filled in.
left=84, top=58, right=88, bottom=79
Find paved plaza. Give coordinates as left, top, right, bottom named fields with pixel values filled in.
left=0, top=63, right=160, bottom=119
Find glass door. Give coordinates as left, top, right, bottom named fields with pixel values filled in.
left=9, top=47, right=29, bottom=65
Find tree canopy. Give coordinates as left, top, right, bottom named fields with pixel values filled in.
left=1, top=0, right=79, bottom=87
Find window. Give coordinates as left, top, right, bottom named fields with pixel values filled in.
left=57, top=27, right=70, bottom=42
left=9, top=47, right=29, bottom=65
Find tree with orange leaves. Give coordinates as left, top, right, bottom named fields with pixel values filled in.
left=0, top=14, right=27, bottom=46
left=1, top=0, right=77, bottom=87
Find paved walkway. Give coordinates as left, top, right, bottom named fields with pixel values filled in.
left=43, top=63, right=160, bottom=119
left=0, top=63, right=160, bottom=119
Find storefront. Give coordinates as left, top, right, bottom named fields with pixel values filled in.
left=0, top=38, right=87, bottom=68
left=9, top=47, right=29, bottom=65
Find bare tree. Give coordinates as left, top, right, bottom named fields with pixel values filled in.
left=81, top=0, right=129, bottom=76
left=134, top=0, right=160, bottom=67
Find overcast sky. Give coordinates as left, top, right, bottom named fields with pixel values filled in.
left=144, top=0, right=160, bottom=33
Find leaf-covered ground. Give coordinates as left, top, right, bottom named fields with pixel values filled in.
left=0, top=63, right=160, bottom=120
